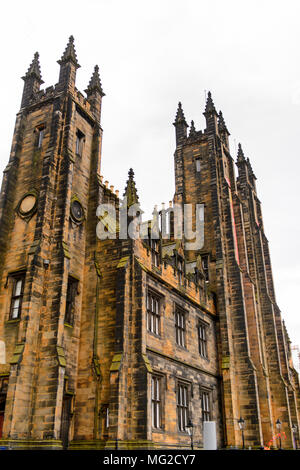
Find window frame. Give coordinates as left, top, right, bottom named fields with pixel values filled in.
left=150, top=238, right=160, bottom=268
left=177, top=382, right=189, bottom=432
left=195, top=158, right=201, bottom=172
left=151, top=374, right=162, bottom=430
left=0, top=375, right=9, bottom=439
left=175, top=306, right=186, bottom=348
left=75, top=129, right=85, bottom=157
left=35, top=124, right=45, bottom=149
left=9, top=272, right=26, bottom=320
left=176, top=255, right=184, bottom=285
left=147, top=290, right=161, bottom=336
left=198, top=321, right=208, bottom=358
left=201, top=389, right=212, bottom=422
left=201, top=254, right=209, bottom=282
left=64, top=276, right=79, bottom=326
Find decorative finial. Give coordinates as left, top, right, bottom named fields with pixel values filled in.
left=237, top=143, right=245, bottom=162
left=189, top=120, right=196, bottom=137
left=22, top=52, right=44, bottom=83
left=204, top=91, right=217, bottom=114
left=85, top=65, right=105, bottom=96
left=58, top=35, right=80, bottom=69
left=123, top=168, right=140, bottom=208
left=173, top=101, right=188, bottom=127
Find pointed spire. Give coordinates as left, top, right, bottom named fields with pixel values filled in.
left=58, top=35, right=80, bottom=69
left=22, top=52, right=44, bottom=83
left=189, top=120, right=196, bottom=137
left=203, top=91, right=218, bottom=133
left=173, top=102, right=188, bottom=127
left=237, top=143, right=245, bottom=163
left=218, top=111, right=230, bottom=135
left=85, top=65, right=105, bottom=96
left=204, top=91, right=217, bottom=115
left=123, top=168, right=140, bottom=208
left=173, top=102, right=188, bottom=146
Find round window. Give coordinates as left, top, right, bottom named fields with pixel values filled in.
left=19, top=194, right=37, bottom=215
left=71, top=200, right=84, bottom=222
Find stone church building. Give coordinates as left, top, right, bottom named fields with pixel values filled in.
left=0, top=37, right=299, bottom=449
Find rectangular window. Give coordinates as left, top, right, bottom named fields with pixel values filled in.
left=75, top=130, right=85, bottom=157
left=201, top=391, right=211, bottom=421
left=175, top=307, right=186, bottom=348
left=151, top=239, right=160, bottom=267
left=65, top=277, right=78, bottom=326
left=177, top=383, right=189, bottom=432
left=195, top=159, right=201, bottom=172
left=151, top=375, right=162, bottom=429
left=147, top=291, right=160, bottom=335
left=10, top=273, right=25, bottom=319
left=198, top=323, right=208, bottom=358
left=61, top=394, right=73, bottom=450
left=0, top=376, right=8, bottom=439
left=36, top=126, right=45, bottom=149
left=105, top=406, right=109, bottom=429
left=177, top=258, right=184, bottom=285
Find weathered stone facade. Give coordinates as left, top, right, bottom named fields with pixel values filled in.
left=0, top=38, right=299, bottom=449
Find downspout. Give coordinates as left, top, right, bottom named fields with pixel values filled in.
left=93, top=258, right=101, bottom=440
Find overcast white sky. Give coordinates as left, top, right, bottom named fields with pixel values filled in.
left=1, top=0, right=299, bottom=359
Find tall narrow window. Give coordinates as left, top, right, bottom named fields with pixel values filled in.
left=201, top=391, right=211, bottom=421
left=75, top=130, right=85, bottom=157
left=195, top=159, right=201, bottom=172
left=177, top=258, right=184, bottom=285
left=202, top=255, right=209, bottom=281
left=105, top=406, right=109, bottom=429
left=37, top=126, right=45, bottom=148
left=10, top=273, right=25, bottom=319
left=65, top=277, right=78, bottom=326
left=177, top=383, right=189, bottom=432
left=147, top=291, right=160, bottom=335
left=0, top=376, right=8, bottom=439
left=175, top=307, right=186, bottom=348
left=60, top=394, right=72, bottom=449
left=100, top=404, right=109, bottom=438
left=150, top=239, right=160, bottom=267
left=198, top=322, right=208, bottom=358
left=151, top=375, right=162, bottom=429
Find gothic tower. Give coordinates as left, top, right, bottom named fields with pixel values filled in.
left=0, top=39, right=299, bottom=450
left=0, top=37, right=106, bottom=448
left=172, top=92, right=300, bottom=448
